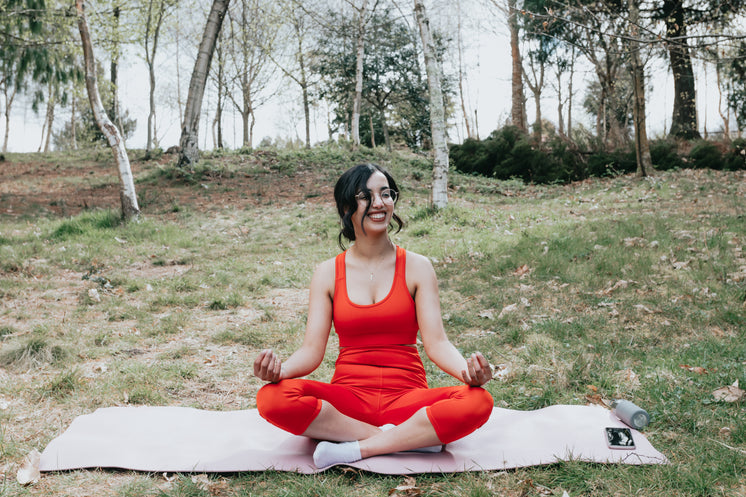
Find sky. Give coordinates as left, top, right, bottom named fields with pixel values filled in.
left=0, top=4, right=734, bottom=154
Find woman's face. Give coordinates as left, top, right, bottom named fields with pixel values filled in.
left=351, top=171, right=396, bottom=237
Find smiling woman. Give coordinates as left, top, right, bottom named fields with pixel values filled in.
left=253, top=163, right=495, bottom=469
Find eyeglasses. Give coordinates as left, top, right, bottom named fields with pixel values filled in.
left=355, top=188, right=398, bottom=204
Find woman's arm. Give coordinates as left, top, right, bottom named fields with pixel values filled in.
left=408, top=252, right=492, bottom=386
left=253, top=258, right=335, bottom=382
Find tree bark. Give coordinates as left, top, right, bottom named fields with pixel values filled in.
left=414, top=0, right=449, bottom=209
left=76, top=0, right=140, bottom=221
left=663, top=0, right=700, bottom=139
left=110, top=3, right=121, bottom=131
left=508, top=0, right=526, bottom=131
left=456, top=0, right=472, bottom=139
left=351, top=0, right=368, bottom=147
left=2, top=84, right=16, bottom=153
left=178, top=0, right=231, bottom=169
left=629, top=0, right=653, bottom=177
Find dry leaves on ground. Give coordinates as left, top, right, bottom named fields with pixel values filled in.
left=389, top=476, right=421, bottom=496
left=712, top=380, right=745, bottom=403
left=16, top=449, right=40, bottom=486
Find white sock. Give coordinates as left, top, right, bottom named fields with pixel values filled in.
left=313, top=441, right=362, bottom=468
left=379, top=423, right=444, bottom=453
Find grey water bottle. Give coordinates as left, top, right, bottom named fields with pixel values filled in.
left=611, top=399, right=650, bottom=430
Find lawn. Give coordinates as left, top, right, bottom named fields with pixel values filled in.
left=0, top=148, right=744, bottom=496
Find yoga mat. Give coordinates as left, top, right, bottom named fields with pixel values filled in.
left=39, top=405, right=668, bottom=475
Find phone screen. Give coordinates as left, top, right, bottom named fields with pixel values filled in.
left=605, top=427, right=636, bottom=449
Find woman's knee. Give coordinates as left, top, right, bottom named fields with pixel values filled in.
left=459, top=387, right=493, bottom=427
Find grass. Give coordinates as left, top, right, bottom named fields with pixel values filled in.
left=0, top=148, right=744, bottom=496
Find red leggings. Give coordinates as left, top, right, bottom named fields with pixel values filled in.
left=256, top=346, right=493, bottom=444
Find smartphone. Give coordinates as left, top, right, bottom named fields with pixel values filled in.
left=605, top=427, right=636, bottom=449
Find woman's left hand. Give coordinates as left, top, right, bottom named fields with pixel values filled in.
left=461, top=352, right=492, bottom=386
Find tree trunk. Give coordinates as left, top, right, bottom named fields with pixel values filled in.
left=178, top=0, right=231, bottom=169
left=381, top=108, right=391, bottom=152
left=525, top=58, right=544, bottom=141
left=663, top=0, right=700, bottom=139
left=2, top=83, right=16, bottom=153
left=110, top=3, right=121, bottom=130
left=629, top=0, right=653, bottom=177
left=351, top=0, right=368, bottom=148
left=71, top=83, right=78, bottom=150
left=567, top=47, right=575, bottom=137
left=414, top=0, right=449, bottom=209
left=715, top=59, right=730, bottom=142
left=556, top=68, right=564, bottom=137
left=456, top=0, right=472, bottom=139
left=508, top=0, right=526, bottom=132
left=43, top=87, right=55, bottom=153
left=76, top=0, right=139, bottom=221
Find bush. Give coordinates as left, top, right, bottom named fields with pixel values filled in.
left=688, top=140, right=723, bottom=170
left=587, top=148, right=636, bottom=177
left=650, top=139, right=685, bottom=171
left=452, top=126, right=577, bottom=184
left=724, top=138, right=746, bottom=171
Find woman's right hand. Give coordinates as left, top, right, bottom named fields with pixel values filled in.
left=254, top=349, right=283, bottom=383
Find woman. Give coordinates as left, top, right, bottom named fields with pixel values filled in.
left=254, top=163, right=493, bottom=469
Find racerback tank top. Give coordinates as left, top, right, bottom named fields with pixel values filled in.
left=333, top=246, right=419, bottom=347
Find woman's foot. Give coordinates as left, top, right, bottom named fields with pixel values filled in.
left=313, top=441, right=362, bottom=468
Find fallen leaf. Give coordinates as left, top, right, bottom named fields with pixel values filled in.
left=602, top=280, right=632, bottom=295
left=389, top=476, right=421, bottom=496
left=679, top=364, right=709, bottom=374
left=513, top=264, right=530, bottom=277
left=713, top=380, right=745, bottom=403
left=497, top=304, right=518, bottom=319
left=16, top=449, right=40, bottom=485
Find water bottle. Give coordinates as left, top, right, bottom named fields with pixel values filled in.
left=611, top=399, right=650, bottom=430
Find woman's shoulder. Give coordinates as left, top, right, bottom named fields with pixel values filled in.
left=403, top=249, right=436, bottom=274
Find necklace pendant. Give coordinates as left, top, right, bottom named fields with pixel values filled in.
left=370, top=273, right=374, bottom=281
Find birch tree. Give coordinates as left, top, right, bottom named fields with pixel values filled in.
left=139, top=0, right=177, bottom=157
left=414, top=0, right=449, bottom=209
left=178, top=0, right=231, bottom=169
left=76, top=0, right=139, bottom=220
left=224, top=0, right=278, bottom=148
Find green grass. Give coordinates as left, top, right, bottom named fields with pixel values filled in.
left=0, top=148, right=744, bottom=496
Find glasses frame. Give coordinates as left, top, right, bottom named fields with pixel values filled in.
left=355, top=188, right=398, bottom=204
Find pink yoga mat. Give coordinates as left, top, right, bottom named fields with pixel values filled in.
left=39, top=405, right=667, bottom=474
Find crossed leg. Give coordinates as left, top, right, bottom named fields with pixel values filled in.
left=308, top=402, right=441, bottom=468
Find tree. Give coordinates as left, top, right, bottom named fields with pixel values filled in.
left=486, top=0, right=527, bottom=131
left=414, top=0, right=449, bottom=209
left=1, top=0, right=80, bottom=152
left=657, top=0, right=700, bottom=139
left=224, top=0, right=278, bottom=149
left=178, top=0, right=231, bottom=169
left=138, top=0, right=177, bottom=156
left=628, top=0, right=653, bottom=176
left=76, top=0, right=139, bottom=220
left=313, top=7, right=432, bottom=150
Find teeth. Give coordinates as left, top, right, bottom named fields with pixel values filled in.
left=369, top=213, right=386, bottom=221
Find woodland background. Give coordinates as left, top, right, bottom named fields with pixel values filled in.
left=2, top=0, right=746, bottom=177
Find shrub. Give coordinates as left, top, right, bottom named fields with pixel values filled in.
left=724, top=138, right=746, bottom=171
left=650, top=139, right=685, bottom=171
left=688, top=140, right=723, bottom=170
left=587, top=148, right=636, bottom=177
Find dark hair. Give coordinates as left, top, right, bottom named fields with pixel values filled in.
left=334, top=163, right=403, bottom=249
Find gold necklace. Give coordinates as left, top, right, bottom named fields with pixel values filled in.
left=356, top=243, right=393, bottom=281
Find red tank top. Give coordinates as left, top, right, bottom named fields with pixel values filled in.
left=333, top=246, right=419, bottom=347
